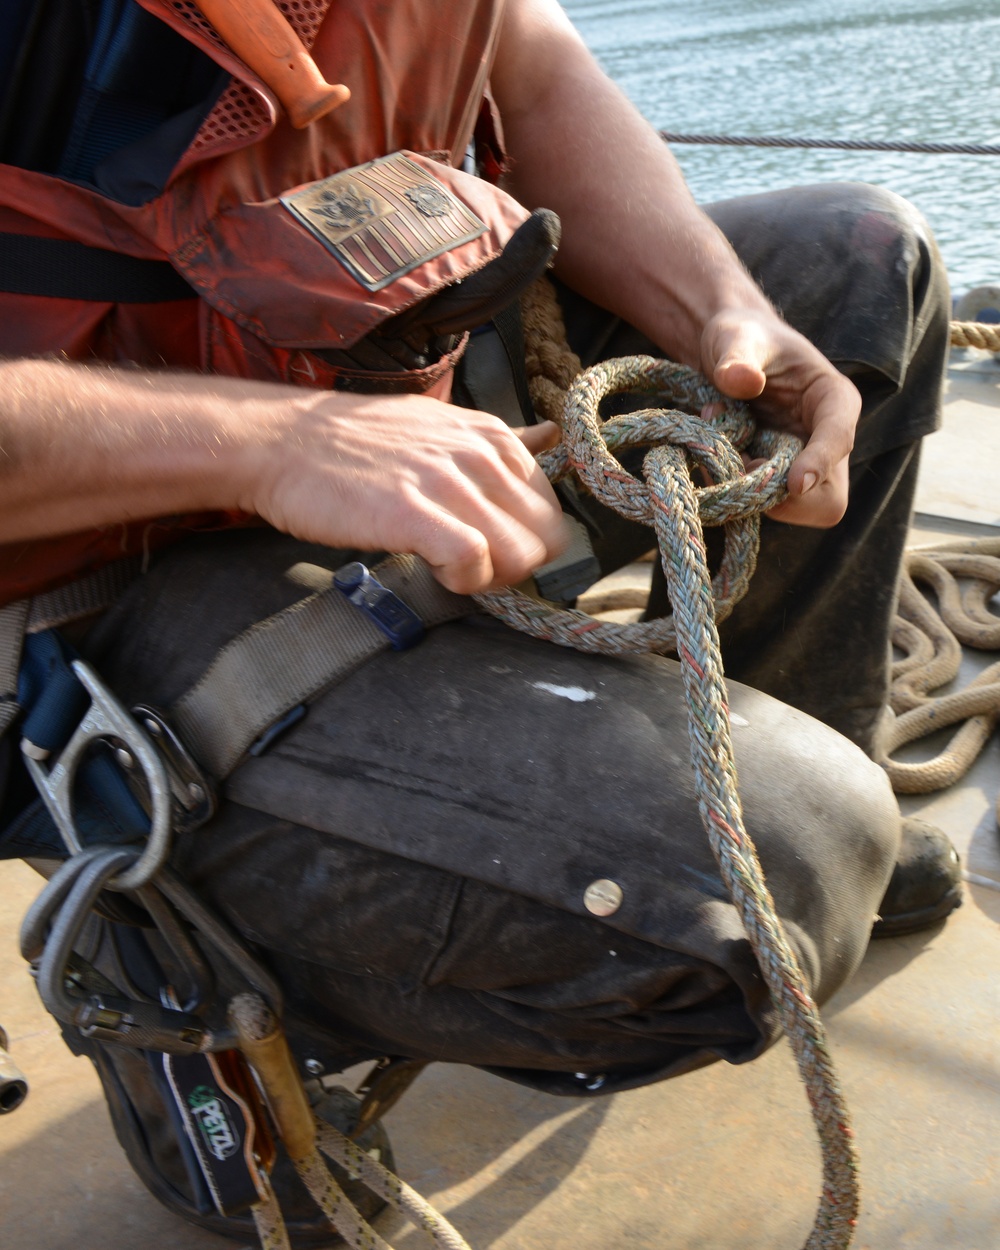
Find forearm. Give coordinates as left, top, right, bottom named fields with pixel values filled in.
left=492, top=0, right=772, bottom=368
left=0, top=357, right=565, bottom=592
left=0, top=358, right=282, bottom=542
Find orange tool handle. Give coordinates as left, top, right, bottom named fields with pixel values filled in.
left=194, top=0, right=350, bottom=128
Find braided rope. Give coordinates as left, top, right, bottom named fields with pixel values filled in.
left=251, top=1174, right=293, bottom=1250
left=950, top=321, right=1000, bottom=352
left=475, top=280, right=860, bottom=1248
left=659, top=130, right=1000, bottom=157
left=480, top=356, right=798, bottom=652
left=282, top=1119, right=473, bottom=1250
left=291, top=1146, right=395, bottom=1250
left=228, top=986, right=473, bottom=1250
left=877, top=539, right=1000, bottom=818
left=315, top=1122, right=472, bottom=1250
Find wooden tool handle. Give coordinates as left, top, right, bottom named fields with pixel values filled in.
left=195, top=0, right=350, bottom=128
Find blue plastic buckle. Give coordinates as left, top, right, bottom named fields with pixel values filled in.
left=333, top=562, right=426, bottom=650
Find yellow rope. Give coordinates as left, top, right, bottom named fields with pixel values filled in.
left=876, top=538, right=1000, bottom=822
left=229, top=993, right=473, bottom=1250
left=950, top=321, right=1000, bottom=351
left=251, top=1174, right=294, bottom=1250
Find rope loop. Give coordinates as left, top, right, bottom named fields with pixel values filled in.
left=478, top=353, right=802, bottom=657
left=480, top=282, right=859, bottom=1249
left=876, top=538, right=1000, bottom=801
left=546, top=355, right=799, bottom=519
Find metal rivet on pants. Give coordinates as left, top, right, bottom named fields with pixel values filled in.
left=583, top=878, right=623, bottom=917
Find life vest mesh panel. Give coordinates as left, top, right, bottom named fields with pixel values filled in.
left=273, top=0, right=327, bottom=44
left=169, top=1, right=229, bottom=52
left=189, top=80, right=269, bottom=152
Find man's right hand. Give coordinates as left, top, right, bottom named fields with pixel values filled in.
left=0, top=360, right=566, bottom=597
left=247, top=390, right=566, bottom=594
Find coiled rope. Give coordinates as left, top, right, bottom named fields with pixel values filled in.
left=877, top=538, right=1000, bottom=822
left=475, top=277, right=860, bottom=1249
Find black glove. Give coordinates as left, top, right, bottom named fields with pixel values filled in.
left=319, top=208, right=561, bottom=374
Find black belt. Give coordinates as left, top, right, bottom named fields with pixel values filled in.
left=0, top=232, right=195, bottom=302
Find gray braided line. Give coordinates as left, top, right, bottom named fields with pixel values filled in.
left=659, top=130, right=1000, bottom=156
left=251, top=1174, right=293, bottom=1250
left=292, top=1145, right=393, bottom=1250
left=477, top=353, right=859, bottom=1248
left=647, top=442, right=859, bottom=1248
left=316, top=1121, right=473, bottom=1250
left=477, top=357, right=798, bottom=653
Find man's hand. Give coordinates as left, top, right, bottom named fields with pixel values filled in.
left=493, top=0, right=862, bottom=530
left=0, top=360, right=566, bottom=596
left=250, top=391, right=565, bottom=594
left=701, top=309, right=861, bottom=527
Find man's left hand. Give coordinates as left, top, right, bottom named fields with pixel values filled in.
left=701, top=308, right=861, bottom=527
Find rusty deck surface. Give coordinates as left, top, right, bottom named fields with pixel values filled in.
left=2, top=351, right=999, bottom=1250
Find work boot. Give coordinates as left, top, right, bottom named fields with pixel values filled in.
left=871, top=817, right=962, bottom=937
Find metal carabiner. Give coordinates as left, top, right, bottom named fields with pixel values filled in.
left=26, top=847, right=227, bottom=1055
left=21, top=660, right=173, bottom=891
left=19, top=845, right=114, bottom=964
left=21, top=847, right=283, bottom=1055
left=155, top=865, right=284, bottom=1018
left=135, top=881, right=216, bottom=1018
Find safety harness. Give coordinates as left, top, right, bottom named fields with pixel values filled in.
left=7, top=299, right=865, bottom=1249
left=9, top=552, right=476, bottom=1248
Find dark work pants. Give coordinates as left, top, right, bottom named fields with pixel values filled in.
left=563, top=182, right=949, bottom=755
left=77, top=183, right=945, bottom=1098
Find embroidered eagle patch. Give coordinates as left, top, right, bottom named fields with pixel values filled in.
left=280, top=153, right=487, bottom=292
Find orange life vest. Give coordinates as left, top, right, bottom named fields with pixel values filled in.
left=0, top=0, right=527, bottom=604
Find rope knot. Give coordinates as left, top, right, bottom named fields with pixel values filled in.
left=479, top=353, right=802, bottom=656
left=554, top=355, right=800, bottom=525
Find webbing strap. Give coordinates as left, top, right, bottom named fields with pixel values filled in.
left=26, top=558, right=143, bottom=634
left=0, top=234, right=195, bottom=303
left=0, top=600, right=30, bottom=737
left=171, top=554, right=471, bottom=780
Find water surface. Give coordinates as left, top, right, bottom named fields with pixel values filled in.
left=564, top=0, right=1000, bottom=293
